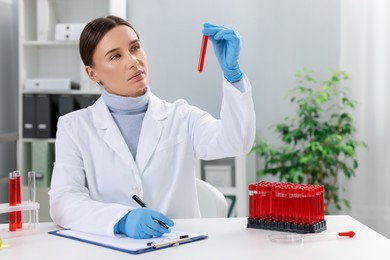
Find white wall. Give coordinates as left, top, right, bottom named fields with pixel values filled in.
left=127, top=0, right=341, bottom=142
left=339, top=0, right=390, bottom=239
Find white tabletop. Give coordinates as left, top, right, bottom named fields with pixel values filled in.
left=1, top=215, right=389, bottom=259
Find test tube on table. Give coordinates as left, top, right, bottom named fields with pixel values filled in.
left=272, top=185, right=277, bottom=222
left=248, top=184, right=255, bottom=219
left=9, top=172, right=17, bottom=231
left=256, top=183, right=262, bottom=220
left=297, top=186, right=305, bottom=224
left=303, top=187, right=310, bottom=225
left=314, top=185, right=321, bottom=223
left=260, top=184, right=266, bottom=220
left=14, top=171, right=22, bottom=229
left=320, top=186, right=325, bottom=220
left=294, top=185, right=300, bottom=224
left=280, top=186, right=288, bottom=223
left=28, top=171, right=38, bottom=228
left=266, top=184, right=272, bottom=221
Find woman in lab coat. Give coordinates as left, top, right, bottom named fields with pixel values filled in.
left=49, top=16, right=256, bottom=239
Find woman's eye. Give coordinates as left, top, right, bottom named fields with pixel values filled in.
left=130, top=44, right=140, bottom=52
left=110, top=54, right=120, bottom=60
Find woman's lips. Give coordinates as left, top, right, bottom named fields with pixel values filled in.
left=128, top=70, right=144, bottom=81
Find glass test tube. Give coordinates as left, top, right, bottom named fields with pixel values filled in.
left=28, top=171, right=38, bottom=228
left=9, top=172, right=17, bottom=231
left=256, top=184, right=262, bottom=220
left=248, top=184, right=255, bottom=219
left=14, top=171, right=22, bottom=229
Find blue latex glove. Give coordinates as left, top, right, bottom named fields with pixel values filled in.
left=202, top=23, right=243, bottom=83
left=115, top=208, right=174, bottom=239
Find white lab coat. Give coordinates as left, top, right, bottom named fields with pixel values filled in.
left=49, top=75, right=256, bottom=236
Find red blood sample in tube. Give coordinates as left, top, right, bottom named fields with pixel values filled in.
left=286, top=186, right=291, bottom=223
left=258, top=184, right=263, bottom=220
left=320, top=186, right=325, bottom=220
left=249, top=184, right=255, bottom=219
left=9, top=173, right=17, bottom=232
left=197, top=35, right=208, bottom=72
left=314, top=186, right=320, bottom=223
left=276, top=186, right=282, bottom=222
left=304, top=188, right=310, bottom=225
left=266, top=185, right=272, bottom=220
left=15, top=173, right=22, bottom=229
left=271, top=185, right=276, bottom=221
left=293, top=185, right=298, bottom=224
left=310, top=188, right=316, bottom=224
left=281, top=186, right=287, bottom=223
left=261, top=185, right=267, bottom=220
left=256, top=184, right=262, bottom=219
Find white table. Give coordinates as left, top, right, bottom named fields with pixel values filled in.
left=1, top=215, right=389, bottom=259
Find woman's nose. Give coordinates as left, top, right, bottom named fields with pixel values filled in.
left=126, top=53, right=139, bottom=68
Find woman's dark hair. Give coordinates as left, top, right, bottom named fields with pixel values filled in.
left=79, top=15, right=139, bottom=66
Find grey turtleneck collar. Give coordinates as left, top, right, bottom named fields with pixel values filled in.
left=101, top=87, right=150, bottom=160
left=102, top=87, right=150, bottom=114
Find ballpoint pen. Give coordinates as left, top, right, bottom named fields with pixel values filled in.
left=132, top=195, right=169, bottom=229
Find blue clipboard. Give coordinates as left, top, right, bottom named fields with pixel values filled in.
left=48, top=229, right=208, bottom=255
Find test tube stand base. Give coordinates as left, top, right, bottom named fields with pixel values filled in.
left=0, top=201, right=40, bottom=239
left=247, top=218, right=327, bottom=234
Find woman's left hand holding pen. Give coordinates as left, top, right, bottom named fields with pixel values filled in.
left=114, top=208, right=174, bottom=239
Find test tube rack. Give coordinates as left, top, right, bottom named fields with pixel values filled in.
left=247, top=181, right=327, bottom=234
left=0, top=171, right=40, bottom=238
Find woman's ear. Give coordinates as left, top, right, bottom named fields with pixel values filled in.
left=85, top=66, right=98, bottom=82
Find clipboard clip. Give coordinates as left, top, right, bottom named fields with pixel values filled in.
left=147, top=235, right=190, bottom=248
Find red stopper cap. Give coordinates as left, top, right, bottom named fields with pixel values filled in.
left=338, top=231, right=355, bottom=238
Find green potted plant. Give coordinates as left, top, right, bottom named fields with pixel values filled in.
left=252, top=68, right=367, bottom=213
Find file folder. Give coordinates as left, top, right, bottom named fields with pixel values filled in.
left=59, top=95, right=77, bottom=116
left=31, top=140, right=55, bottom=188
left=79, top=95, right=98, bottom=109
left=36, top=94, right=57, bottom=138
left=49, top=229, right=207, bottom=255
left=23, top=94, right=36, bottom=138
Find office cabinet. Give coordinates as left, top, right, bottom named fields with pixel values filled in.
left=196, top=153, right=256, bottom=217
left=17, top=0, right=127, bottom=221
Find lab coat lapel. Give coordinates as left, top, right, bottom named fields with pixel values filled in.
left=136, top=92, right=167, bottom=174
left=91, top=98, right=138, bottom=171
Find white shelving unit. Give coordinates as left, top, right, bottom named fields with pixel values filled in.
left=196, top=153, right=256, bottom=217
left=17, top=0, right=127, bottom=222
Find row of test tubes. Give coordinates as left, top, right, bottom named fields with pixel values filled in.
left=248, top=181, right=325, bottom=225
left=8, top=171, right=37, bottom=232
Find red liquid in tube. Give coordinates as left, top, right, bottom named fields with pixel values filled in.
left=16, top=173, right=22, bottom=229
left=9, top=173, right=17, bottom=232
left=197, top=35, right=208, bottom=72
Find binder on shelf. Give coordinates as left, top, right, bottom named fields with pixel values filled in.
left=31, top=140, right=55, bottom=188
left=59, top=95, right=77, bottom=116
left=23, top=94, right=36, bottom=138
left=36, top=94, right=57, bottom=138
left=79, top=95, right=98, bottom=109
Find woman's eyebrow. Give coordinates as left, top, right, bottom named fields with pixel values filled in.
left=104, top=40, right=139, bottom=57
left=104, top=48, right=120, bottom=57
left=129, top=39, right=140, bottom=47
